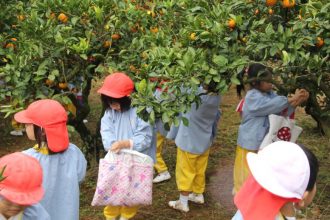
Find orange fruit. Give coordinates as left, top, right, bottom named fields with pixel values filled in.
left=17, top=15, right=25, bottom=21
left=58, top=13, right=68, bottom=23
left=58, top=82, right=68, bottom=89
left=255, top=9, right=260, bottom=15
left=190, top=33, right=197, bottom=41
left=5, top=43, right=15, bottom=49
left=266, top=0, right=277, bottom=6
left=282, top=0, right=295, bottom=8
left=129, top=65, right=137, bottom=72
left=11, top=38, right=17, bottom=42
left=111, top=33, right=121, bottom=40
left=228, top=18, right=236, bottom=29
left=45, top=79, right=54, bottom=86
left=150, top=27, right=158, bottom=33
left=269, top=9, right=274, bottom=15
left=316, top=37, right=324, bottom=48
left=103, top=40, right=112, bottom=48
left=49, top=12, right=56, bottom=19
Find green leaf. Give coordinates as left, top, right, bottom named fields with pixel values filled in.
left=182, top=117, right=189, bottom=126
left=162, top=112, right=170, bottom=123
left=230, top=76, right=240, bottom=85
left=212, top=55, right=228, bottom=67
left=282, top=50, right=290, bottom=65
left=190, top=77, right=200, bottom=85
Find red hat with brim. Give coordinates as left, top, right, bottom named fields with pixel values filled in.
left=0, top=152, right=44, bottom=205
left=97, top=72, right=134, bottom=98
left=234, top=175, right=299, bottom=220
left=14, top=99, right=69, bottom=152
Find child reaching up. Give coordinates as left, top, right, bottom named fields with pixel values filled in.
left=233, top=63, right=309, bottom=194
left=14, top=99, right=87, bottom=220
left=98, top=72, right=155, bottom=220
left=232, top=141, right=319, bottom=220
left=0, top=152, right=50, bottom=220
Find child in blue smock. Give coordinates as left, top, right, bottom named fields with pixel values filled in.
left=233, top=63, right=309, bottom=194
left=0, top=152, right=50, bottom=220
left=98, top=72, right=155, bottom=220
left=168, top=85, right=221, bottom=212
left=14, top=99, right=87, bottom=220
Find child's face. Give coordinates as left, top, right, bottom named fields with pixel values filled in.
left=259, top=81, right=273, bottom=93
left=0, top=198, right=26, bottom=218
left=25, top=124, right=36, bottom=141
left=110, top=102, right=121, bottom=112
left=297, top=184, right=317, bottom=209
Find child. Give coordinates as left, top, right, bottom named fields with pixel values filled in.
left=153, top=88, right=171, bottom=183
left=0, top=152, right=50, bottom=220
left=168, top=85, right=221, bottom=212
left=98, top=72, right=155, bottom=220
left=232, top=141, right=319, bottom=220
left=233, top=63, right=309, bottom=194
left=14, top=99, right=87, bottom=220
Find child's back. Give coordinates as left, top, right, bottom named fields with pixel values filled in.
left=23, top=143, right=86, bottom=220
left=14, top=99, right=87, bottom=220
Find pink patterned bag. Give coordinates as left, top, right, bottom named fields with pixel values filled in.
left=91, top=149, right=154, bottom=206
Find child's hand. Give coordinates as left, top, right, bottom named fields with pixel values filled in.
left=110, top=140, right=130, bottom=153
left=289, top=89, right=310, bottom=107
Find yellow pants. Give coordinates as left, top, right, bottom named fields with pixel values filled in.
left=11, top=118, right=24, bottom=130
left=233, top=146, right=257, bottom=194
left=104, top=205, right=138, bottom=219
left=154, top=133, right=168, bottom=173
left=176, top=147, right=210, bottom=194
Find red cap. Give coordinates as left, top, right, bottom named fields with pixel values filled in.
left=234, top=175, right=299, bottom=220
left=97, top=72, right=134, bottom=98
left=14, top=99, right=69, bottom=152
left=0, top=152, right=44, bottom=205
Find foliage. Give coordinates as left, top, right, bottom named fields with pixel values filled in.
left=0, top=0, right=329, bottom=159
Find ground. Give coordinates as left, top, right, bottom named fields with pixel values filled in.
left=0, top=84, right=329, bottom=220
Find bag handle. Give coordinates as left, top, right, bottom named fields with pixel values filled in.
left=104, top=149, right=153, bottom=164
left=120, top=149, right=153, bottom=164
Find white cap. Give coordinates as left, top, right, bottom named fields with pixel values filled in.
left=247, top=141, right=310, bottom=199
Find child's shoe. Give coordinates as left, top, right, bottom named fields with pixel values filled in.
left=168, top=200, right=189, bottom=212
left=188, top=193, right=205, bottom=204
left=10, top=130, right=24, bottom=136
left=153, top=171, right=171, bottom=183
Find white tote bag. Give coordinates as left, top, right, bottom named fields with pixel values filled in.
left=260, top=114, right=303, bottom=150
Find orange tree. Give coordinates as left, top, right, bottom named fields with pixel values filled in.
left=0, top=0, right=329, bottom=161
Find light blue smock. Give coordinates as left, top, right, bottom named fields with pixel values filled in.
left=237, top=89, right=294, bottom=151
left=101, top=107, right=156, bottom=162
left=23, top=203, right=50, bottom=220
left=23, top=143, right=87, bottom=220
left=175, top=87, right=221, bottom=154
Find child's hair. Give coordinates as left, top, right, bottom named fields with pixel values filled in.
left=236, top=63, right=273, bottom=97
left=33, top=125, right=57, bottom=154
left=101, top=94, right=131, bottom=112
left=299, top=144, right=319, bottom=191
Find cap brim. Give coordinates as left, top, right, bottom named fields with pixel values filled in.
left=247, top=152, right=302, bottom=199
left=14, top=110, right=34, bottom=124
left=0, top=185, right=44, bottom=205
left=44, top=123, right=69, bottom=152
left=97, top=88, right=126, bottom=98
